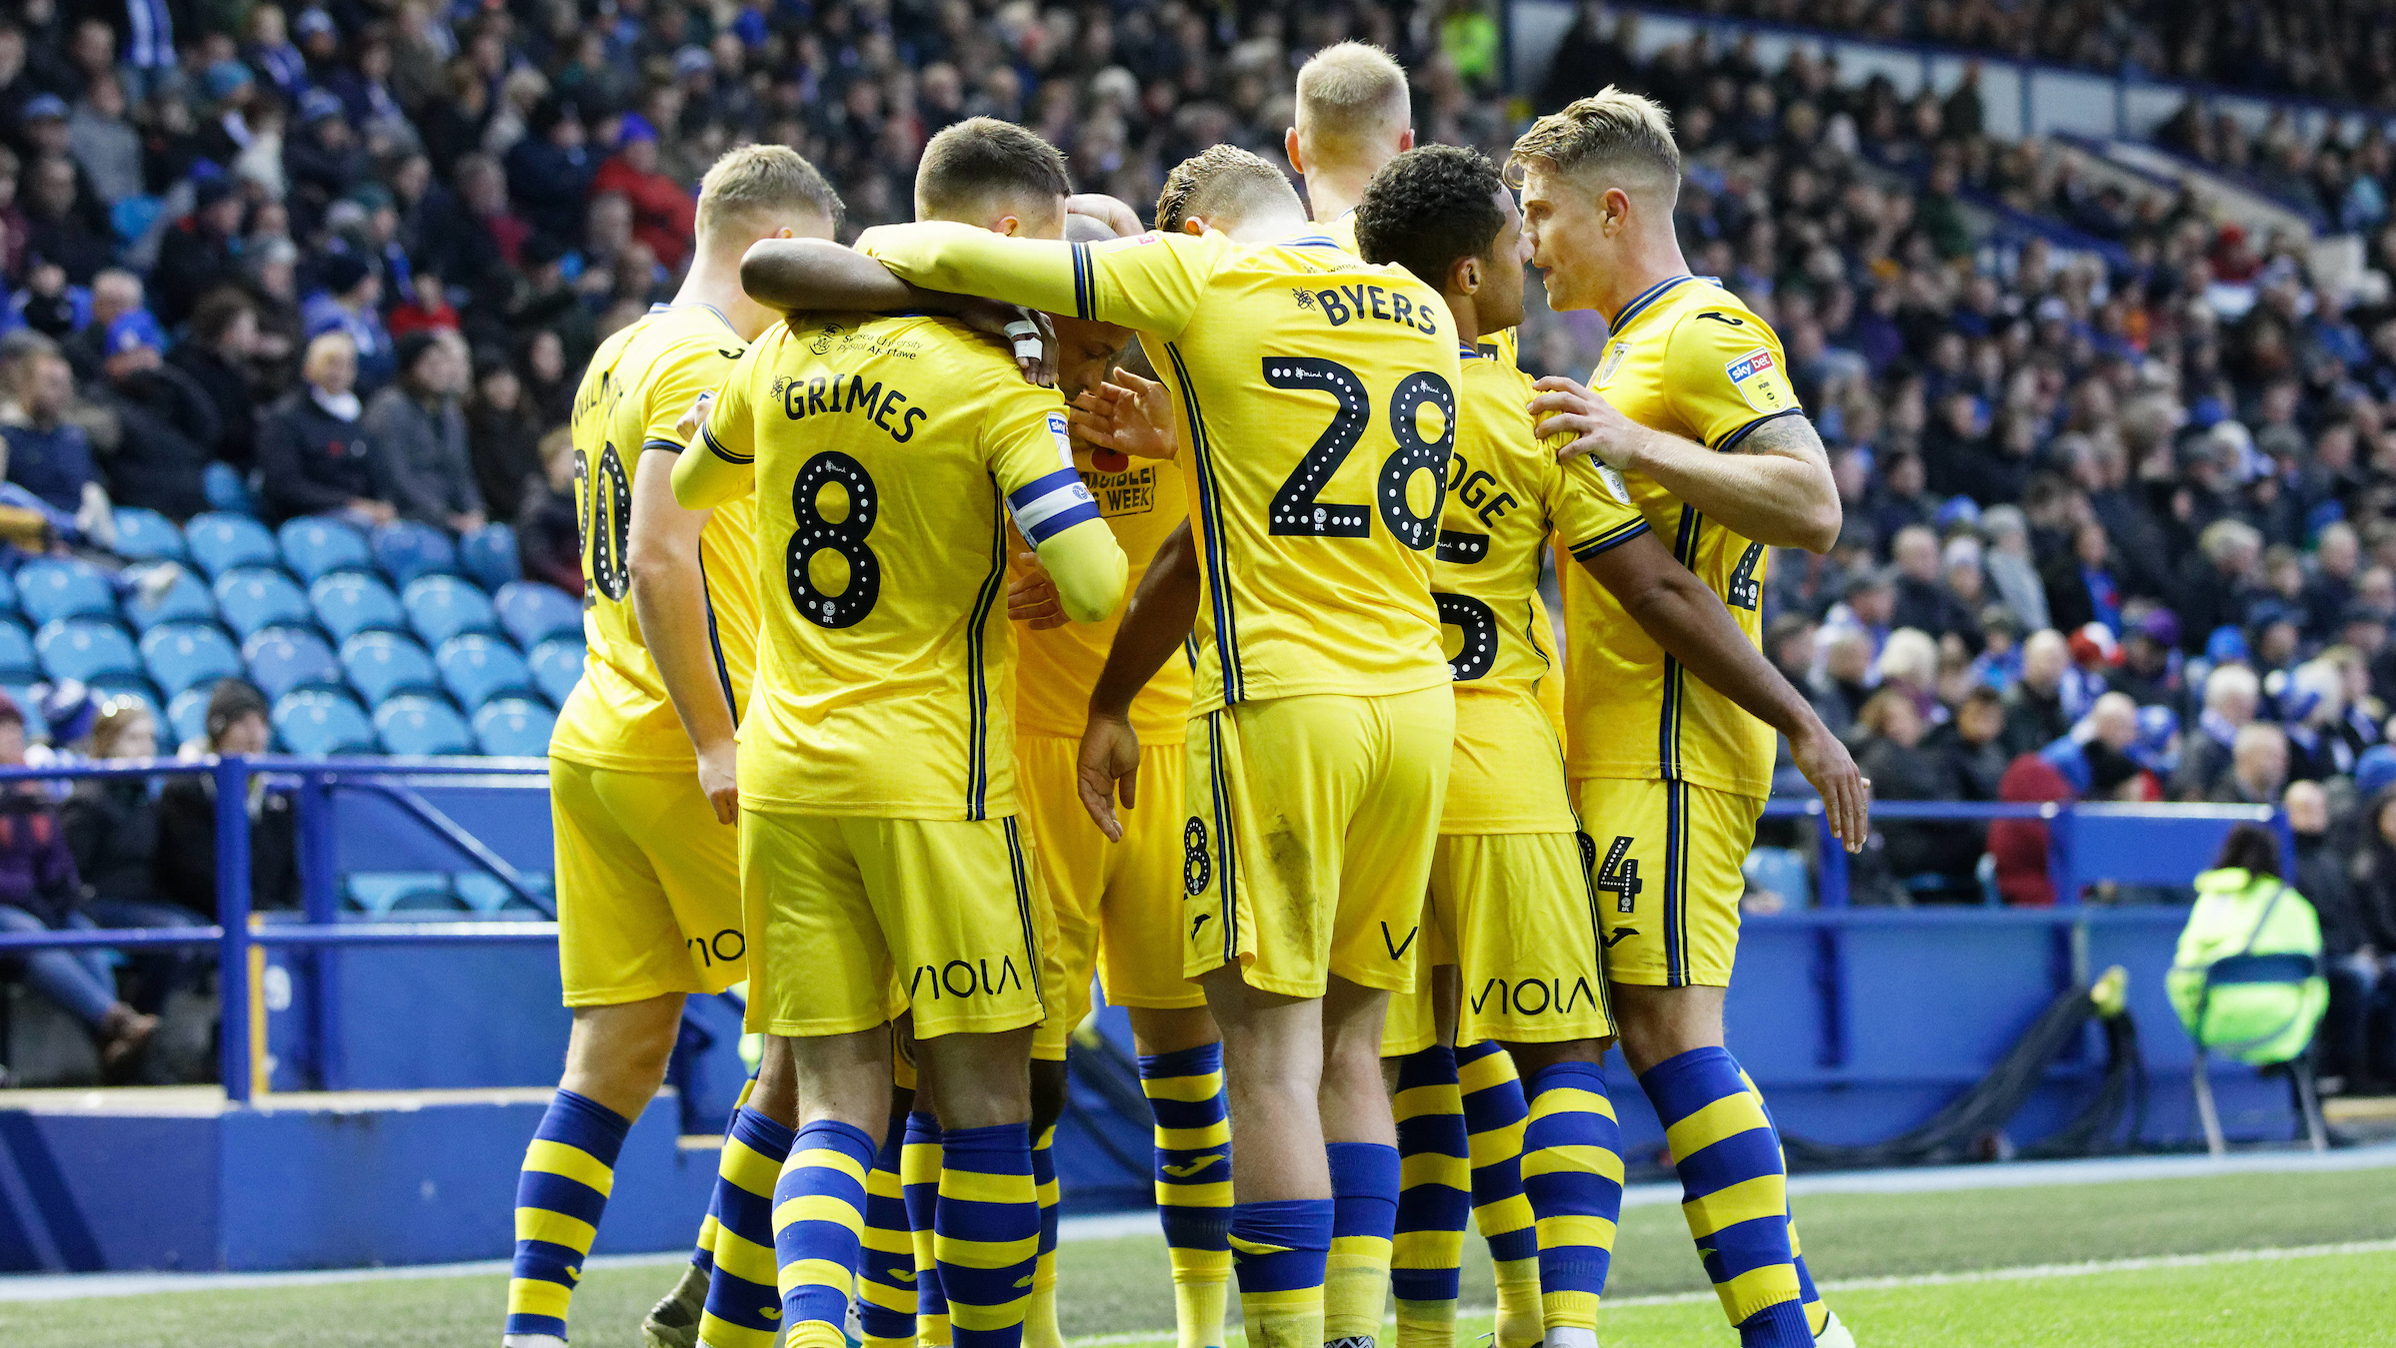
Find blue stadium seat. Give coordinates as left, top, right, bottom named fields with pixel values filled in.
left=165, top=685, right=211, bottom=748
left=0, top=567, right=18, bottom=617
left=242, top=627, right=342, bottom=702
left=89, top=674, right=162, bottom=721
left=345, top=871, right=462, bottom=915
left=0, top=620, right=35, bottom=684
left=2, top=684, right=47, bottom=740
left=341, top=630, right=440, bottom=705
left=373, top=693, right=475, bottom=756
left=141, top=622, right=245, bottom=697
left=277, top=517, right=374, bottom=583
left=202, top=461, right=255, bottom=515
left=459, top=523, right=522, bottom=591
left=16, top=558, right=118, bottom=627
left=372, top=520, right=458, bottom=586
left=310, top=572, right=407, bottom=643
left=439, top=634, right=533, bottom=710
left=34, top=619, right=140, bottom=683
left=526, top=635, right=583, bottom=707
left=402, top=574, right=499, bottom=648
left=122, top=566, right=218, bottom=633
left=184, top=512, right=281, bottom=579
left=494, top=581, right=582, bottom=650
left=111, top=507, right=188, bottom=562
left=273, top=689, right=376, bottom=755
left=214, top=567, right=315, bottom=640
left=454, top=869, right=553, bottom=917
left=472, top=696, right=555, bottom=757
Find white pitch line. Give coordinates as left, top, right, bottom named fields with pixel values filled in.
left=1053, top=1241, right=2396, bottom=1345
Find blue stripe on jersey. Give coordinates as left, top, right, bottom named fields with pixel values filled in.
left=696, top=552, right=737, bottom=720
left=1008, top=468, right=1103, bottom=544
left=1164, top=343, right=1243, bottom=703
left=1204, top=710, right=1237, bottom=965
left=1569, top=517, right=1650, bottom=560
left=640, top=436, right=685, bottom=455
left=699, top=421, right=751, bottom=464
left=1608, top=274, right=1696, bottom=336
left=1663, top=780, right=1687, bottom=986
left=1714, top=407, right=1804, bottom=452
left=963, top=499, right=1006, bottom=820
left=1002, top=818, right=1044, bottom=1008
left=1071, top=243, right=1094, bottom=320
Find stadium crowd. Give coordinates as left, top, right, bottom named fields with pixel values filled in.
left=0, top=0, right=2384, bottom=1086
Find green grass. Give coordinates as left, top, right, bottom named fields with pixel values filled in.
left=2, top=1168, right=2391, bottom=1348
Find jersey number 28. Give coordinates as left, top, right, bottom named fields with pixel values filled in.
left=575, top=443, right=632, bottom=602
left=1264, top=358, right=1453, bottom=551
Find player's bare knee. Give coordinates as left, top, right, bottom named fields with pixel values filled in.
left=1609, top=983, right=1725, bottom=1075
left=1029, top=1056, right=1068, bottom=1138
left=1126, top=1004, right=1219, bottom=1056
left=1501, top=1037, right=1613, bottom=1077
left=917, top=1027, right=1033, bottom=1129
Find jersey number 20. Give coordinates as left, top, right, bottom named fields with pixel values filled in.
left=786, top=450, right=882, bottom=628
left=1264, top=358, right=1453, bottom=550
left=576, top=443, right=632, bottom=602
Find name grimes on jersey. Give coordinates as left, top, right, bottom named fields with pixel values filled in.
left=770, top=370, right=931, bottom=443
left=1293, top=281, right=1441, bottom=336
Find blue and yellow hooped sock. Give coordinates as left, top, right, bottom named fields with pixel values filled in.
left=1740, top=1067, right=1829, bottom=1339
left=857, top=1113, right=918, bottom=1348
left=1455, top=1042, right=1540, bottom=1343
left=771, top=1119, right=877, bottom=1348
left=1638, top=1048, right=1805, bottom=1347
left=1519, top=1062, right=1624, bottom=1335
left=934, top=1121, right=1040, bottom=1348
left=1324, top=1141, right=1400, bottom=1344
left=1229, top=1198, right=1333, bottom=1348
left=1138, top=1042, right=1232, bottom=1348
left=903, top=1111, right=952, bottom=1346
left=1390, top=1046, right=1469, bottom=1348
left=693, top=1106, right=795, bottom=1348
left=687, top=1078, right=752, bottom=1286
left=1024, top=1125, right=1065, bottom=1348
left=505, top=1088, right=631, bottom=1343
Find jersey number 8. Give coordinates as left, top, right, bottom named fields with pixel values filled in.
left=786, top=450, right=882, bottom=628
left=576, top=443, right=633, bottom=602
left=1264, top=358, right=1453, bottom=550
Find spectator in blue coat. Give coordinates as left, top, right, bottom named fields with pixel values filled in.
left=2, top=343, right=95, bottom=516
left=300, top=251, right=393, bottom=395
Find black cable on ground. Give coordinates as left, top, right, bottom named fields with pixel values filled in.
left=1782, top=972, right=2145, bottom=1171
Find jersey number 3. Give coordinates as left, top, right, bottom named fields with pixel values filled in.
left=787, top=450, right=882, bottom=628
left=1264, top=358, right=1453, bottom=550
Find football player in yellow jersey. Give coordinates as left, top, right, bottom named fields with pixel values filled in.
left=503, top=146, right=842, bottom=1348
left=1511, top=91, right=1866, bottom=1348
left=1355, top=144, right=1873, bottom=1348
left=813, top=147, right=1454, bottom=1348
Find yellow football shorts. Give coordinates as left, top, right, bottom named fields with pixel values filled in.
left=1382, top=831, right=1614, bottom=1056
left=1019, top=734, right=1201, bottom=1062
left=741, top=808, right=1053, bottom=1041
left=1570, top=777, right=1766, bottom=988
left=550, top=758, right=745, bottom=1007
left=1184, top=686, right=1453, bottom=998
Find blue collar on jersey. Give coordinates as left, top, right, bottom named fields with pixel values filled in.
left=649, top=300, right=739, bottom=334
left=1284, top=234, right=1344, bottom=249
left=1607, top=274, right=1699, bottom=336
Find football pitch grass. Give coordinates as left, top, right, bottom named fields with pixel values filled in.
left=4, top=1164, right=2392, bottom=1347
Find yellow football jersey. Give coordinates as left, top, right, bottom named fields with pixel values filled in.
left=1325, top=207, right=1520, bottom=367
left=1013, top=445, right=1193, bottom=744
left=1440, top=341, right=1646, bottom=834
left=550, top=303, right=760, bottom=774
left=697, top=311, right=1102, bottom=820
left=864, top=222, right=1459, bottom=716
left=1562, top=276, right=1801, bottom=800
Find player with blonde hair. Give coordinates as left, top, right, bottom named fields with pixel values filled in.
left=1510, top=89, right=1863, bottom=1348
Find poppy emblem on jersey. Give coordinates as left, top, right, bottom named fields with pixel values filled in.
left=1725, top=346, right=1790, bottom=413
left=1291, top=288, right=1316, bottom=310
left=1598, top=340, right=1632, bottom=386
left=1183, top=817, right=1210, bottom=895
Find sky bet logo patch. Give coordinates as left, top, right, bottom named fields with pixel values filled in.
left=1725, top=346, right=1789, bottom=413
left=1047, top=410, right=1075, bottom=467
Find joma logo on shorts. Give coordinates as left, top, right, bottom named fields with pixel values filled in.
left=1470, top=975, right=1601, bottom=1016
left=909, top=957, right=1026, bottom=1000
left=687, top=929, right=745, bottom=966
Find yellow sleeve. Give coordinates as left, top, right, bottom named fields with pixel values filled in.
left=984, top=385, right=1125, bottom=622
left=641, top=338, right=743, bottom=453
left=1661, top=308, right=1804, bottom=450
left=673, top=337, right=765, bottom=510
left=859, top=221, right=1221, bottom=341
left=1550, top=448, right=1649, bottom=563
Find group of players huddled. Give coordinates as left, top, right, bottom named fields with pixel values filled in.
left=499, top=40, right=1877, bottom=1348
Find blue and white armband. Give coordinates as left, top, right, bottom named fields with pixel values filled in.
left=1008, top=467, right=1101, bottom=544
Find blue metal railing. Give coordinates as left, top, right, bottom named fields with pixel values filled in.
left=0, top=754, right=2281, bottom=1104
